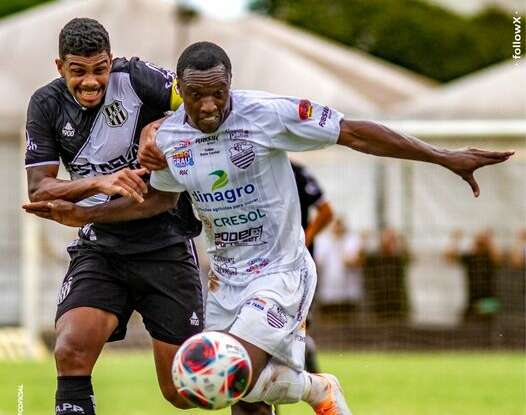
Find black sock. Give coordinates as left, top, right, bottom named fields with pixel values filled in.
left=55, top=376, right=96, bottom=415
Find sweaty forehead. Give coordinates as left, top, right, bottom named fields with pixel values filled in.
left=181, top=65, right=230, bottom=88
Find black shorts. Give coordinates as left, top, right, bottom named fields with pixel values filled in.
left=56, top=241, right=203, bottom=345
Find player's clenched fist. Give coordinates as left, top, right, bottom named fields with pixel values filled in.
left=95, top=167, right=149, bottom=203
left=139, top=119, right=167, bottom=171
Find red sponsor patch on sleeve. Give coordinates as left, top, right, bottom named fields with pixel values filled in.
left=298, top=99, right=313, bottom=121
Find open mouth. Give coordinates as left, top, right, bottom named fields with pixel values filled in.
left=77, top=88, right=103, bottom=105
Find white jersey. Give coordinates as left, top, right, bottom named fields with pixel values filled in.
left=151, top=90, right=343, bottom=285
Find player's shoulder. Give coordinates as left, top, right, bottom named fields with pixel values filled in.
left=232, top=89, right=305, bottom=125
left=29, top=78, right=66, bottom=113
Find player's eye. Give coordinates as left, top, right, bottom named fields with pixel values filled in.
left=71, top=68, right=84, bottom=75
left=214, top=90, right=224, bottom=99
left=191, top=92, right=201, bottom=99
left=94, top=67, right=106, bottom=75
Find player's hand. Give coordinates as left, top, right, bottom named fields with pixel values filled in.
left=139, top=119, right=167, bottom=171
left=95, top=167, right=149, bottom=203
left=443, top=148, right=514, bottom=197
left=22, top=200, right=88, bottom=227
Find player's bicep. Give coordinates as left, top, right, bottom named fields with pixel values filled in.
left=26, top=164, right=59, bottom=201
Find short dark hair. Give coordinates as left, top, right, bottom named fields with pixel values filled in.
left=176, top=41, right=231, bottom=79
left=59, top=18, right=111, bottom=60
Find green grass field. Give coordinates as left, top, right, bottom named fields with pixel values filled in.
left=0, top=351, right=524, bottom=415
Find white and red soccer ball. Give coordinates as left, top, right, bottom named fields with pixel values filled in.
left=172, top=331, right=252, bottom=410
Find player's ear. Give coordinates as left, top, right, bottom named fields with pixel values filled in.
left=55, top=58, right=65, bottom=77
left=175, top=79, right=181, bottom=95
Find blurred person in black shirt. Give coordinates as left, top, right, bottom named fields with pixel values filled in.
left=291, top=161, right=334, bottom=373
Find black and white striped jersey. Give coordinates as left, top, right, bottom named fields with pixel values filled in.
left=25, top=57, right=201, bottom=254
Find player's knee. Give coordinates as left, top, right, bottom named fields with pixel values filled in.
left=54, top=339, right=92, bottom=373
left=160, top=383, right=193, bottom=409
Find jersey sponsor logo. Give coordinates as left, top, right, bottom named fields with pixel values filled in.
left=57, top=276, right=73, bottom=305
left=195, top=134, right=219, bottom=145
left=69, top=144, right=139, bottom=176
left=246, top=297, right=267, bottom=311
left=192, top=183, right=255, bottom=204
left=144, top=61, right=176, bottom=89
left=25, top=131, right=37, bottom=151
left=225, top=129, right=250, bottom=139
left=267, top=304, right=287, bottom=329
left=216, top=263, right=238, bottom=277
left=174, top=139, right=192, bottom=150
left=213, top=255, right=235, bottom=264
left=179, top=169, right=189, bottom=176
left=214, top=225, right=265, bottom=248
left=172, top=149, right=194, bottom=168
left=189, top=312, right=200, bottom=326
left=210, top=170, right=229, bottom=191
left=213, top=209, right=266, bottom=227
left=245, top=257, right=270, bottom=274
left=229, top=141, right=255, bottom=169
left=318, top=106, right=332, bottom=127
left=61, top=122, right=75, bottom=137
left=103, top=100, right=128, bottom=127
left=298, top=99, right=313, bottom=121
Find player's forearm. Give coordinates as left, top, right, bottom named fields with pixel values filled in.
left=338, top=120, right=450, bottom=166
left=83, top=188, right=179, bottom=224
left=29, top=176, right=101, bottom=203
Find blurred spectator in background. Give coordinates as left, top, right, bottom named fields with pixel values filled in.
left=315, top=217, right=364, bottom=321
left=291, top=161, right=334, bottom=255
left=291, top=160, right=334, bottom=374
left=508, top=228, right=526, bottom=270
left=363, top=228, right=409, bottom=320
left=445, top=229, right=501, bottom=320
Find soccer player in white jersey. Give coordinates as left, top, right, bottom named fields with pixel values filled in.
left=24, top=42, right=513, bottom=415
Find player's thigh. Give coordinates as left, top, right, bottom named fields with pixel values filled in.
left=54, top=248, right=131, bottom=374
left=134, top=242, right=204, bottom=345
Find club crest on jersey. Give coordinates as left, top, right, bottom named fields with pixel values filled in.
left=229, top=141, right=255, bottom=169
left=103, top=100, right=128, bottom=127
left=172, top=149, right=194, bottom=168
left=267, top=304, right=287, bottom=329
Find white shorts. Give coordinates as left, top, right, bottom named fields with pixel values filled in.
left=205, top=253, right=317, bottom=371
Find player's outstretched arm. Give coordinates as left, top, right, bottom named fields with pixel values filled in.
left=22, top=186, right=179, bottom=227
left=27, top=165, right=149, bottom=204
left=337, top=119, right=514, bottom=197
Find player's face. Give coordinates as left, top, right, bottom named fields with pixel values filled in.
left=55, top=51, right=112, bottom=108
left=179, top=65, right=231, bottom=133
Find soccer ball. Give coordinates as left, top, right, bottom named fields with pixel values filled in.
left=172, top=331, right=252, bottom=410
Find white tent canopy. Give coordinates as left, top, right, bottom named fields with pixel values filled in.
left=0, top=0, right=441, bottom=138
left=393, top=61, right=526, bottom=120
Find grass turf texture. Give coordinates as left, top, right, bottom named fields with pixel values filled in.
left=0, top=351, right=524, bottom=415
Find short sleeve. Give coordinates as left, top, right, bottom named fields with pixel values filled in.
left=128, top=58, right=182, bottom=112
left=269, top=97, right=344, bottom=151
left=25, top=95, right=60, bottom=167
left=150, top=167, right=186, bottom=193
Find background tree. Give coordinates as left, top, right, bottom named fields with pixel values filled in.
left=250, top=0, right=515, bottom=82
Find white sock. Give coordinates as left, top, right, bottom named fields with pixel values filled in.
left=302, top=373, right=332, bottom=407
left=242, top=360, right=310, bottom=405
